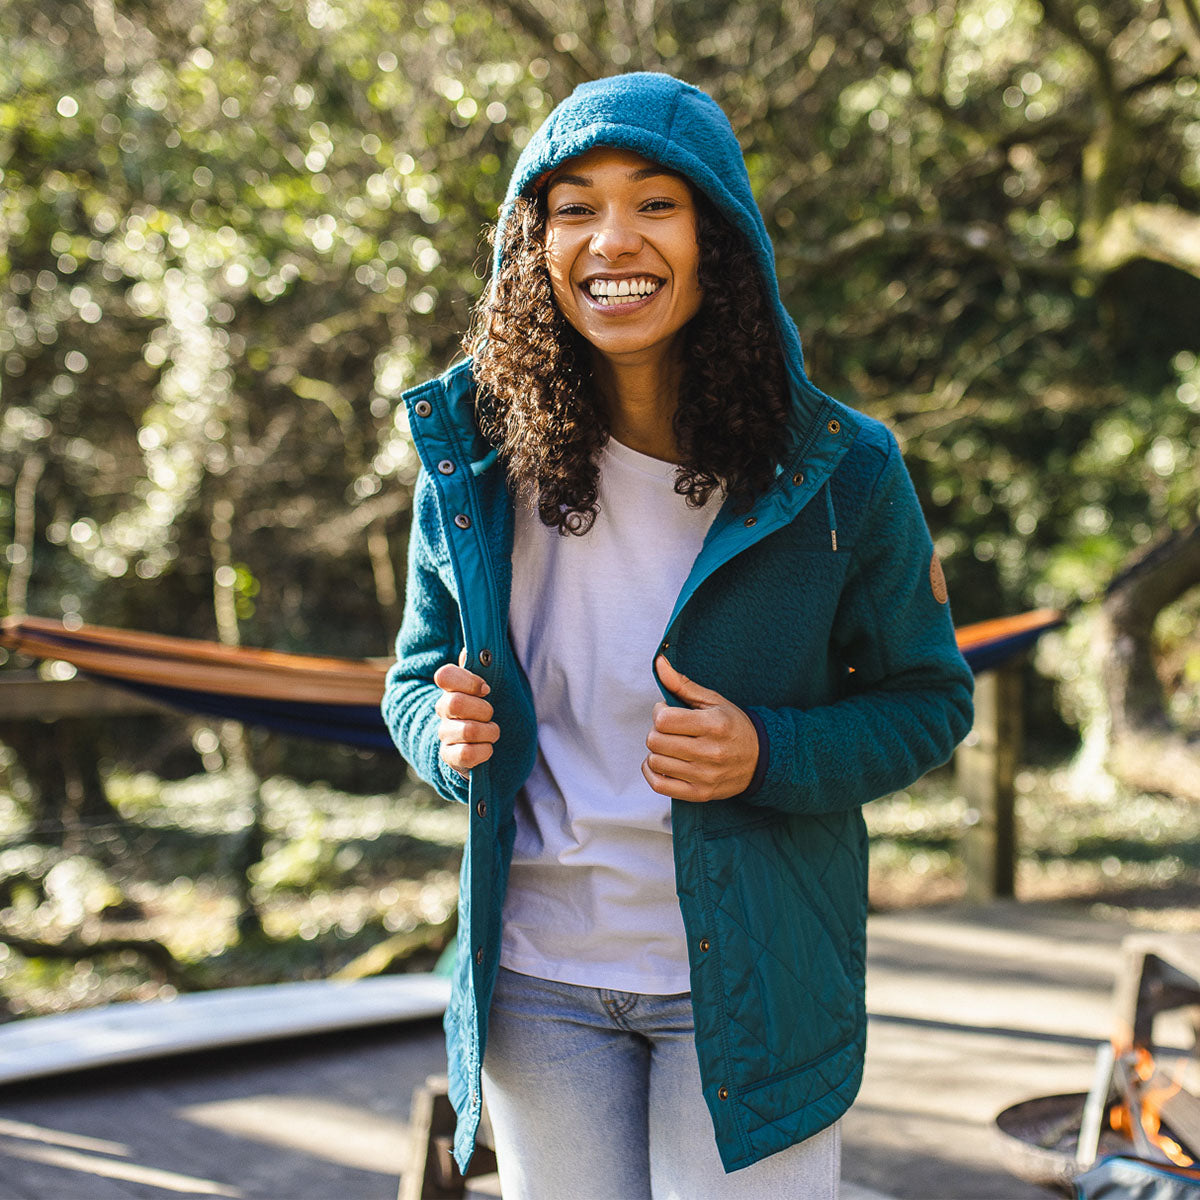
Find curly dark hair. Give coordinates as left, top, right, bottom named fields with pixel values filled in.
left=464, top=186, right=791, bottom=535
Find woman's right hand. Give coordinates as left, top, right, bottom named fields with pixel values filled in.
left=434, top=650, right=499, bottom=778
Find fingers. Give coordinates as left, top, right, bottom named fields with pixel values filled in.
left=438, top=717, right=500, bottom=747
left=435, top=687, right=493, bottom=724
left=442, top=740, right=494, bottom=778
left=654, top=654, right=720, bottom=707
left=436, top=654, right=497, bottom=779
left=644, top=673, right=758, bottom=802
left=644, top=751, right=720, bottom=785
left=649, top=700, right=734, bottom=739
left=438, top=711, right=499, bottom=779
left=640, top=756, right=715, bottom=804
left=645, top=725, right=711, bottom=762
left=434, top=662, right=491, bottom=697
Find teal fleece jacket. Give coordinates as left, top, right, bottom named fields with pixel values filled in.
left=382, top=72, right=974, bottom=1173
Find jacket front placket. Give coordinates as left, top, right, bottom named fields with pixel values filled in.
left=653, top=399, right=859, bottom=1157
left=403, top=362, right=511, bottom=1156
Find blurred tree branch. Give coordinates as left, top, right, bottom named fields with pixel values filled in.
left=0, top=930, right=207, bottom=992
left=1100, top=522, right=1200, bottom=801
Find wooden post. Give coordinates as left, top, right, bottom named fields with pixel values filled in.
left=957, top=660, right=1023, bottom=901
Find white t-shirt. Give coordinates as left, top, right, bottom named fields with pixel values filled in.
left=501, top=437, right=717, bottom=993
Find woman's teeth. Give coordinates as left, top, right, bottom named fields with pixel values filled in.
left=587, top=278, right=661, bottom=306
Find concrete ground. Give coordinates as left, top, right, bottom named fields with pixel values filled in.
left=0, top=899, right=1180, bottom=1200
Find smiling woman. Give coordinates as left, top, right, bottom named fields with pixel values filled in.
left=541, top=148, right=702, bottom=390
left=467, top=143, right=792, bottom=538
left=381, top=72, right=974, bottom=1199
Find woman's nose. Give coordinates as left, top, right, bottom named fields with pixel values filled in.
left=589, top=214, right=642, bottom=260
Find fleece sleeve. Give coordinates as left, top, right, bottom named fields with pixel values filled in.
left=743, top=438, right=974, bottom=817
left=381, top=470, right=471, bottom=805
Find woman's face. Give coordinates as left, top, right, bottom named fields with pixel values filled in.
left=542, top=146, right=702, bottom=368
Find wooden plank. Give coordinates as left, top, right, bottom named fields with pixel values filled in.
left=0, top=678, right=171, bottom=721
left=0, top=975, right=451, bottom=1085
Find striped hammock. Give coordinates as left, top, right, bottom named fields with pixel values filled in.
left=0, top=610, right=1063, bottom=750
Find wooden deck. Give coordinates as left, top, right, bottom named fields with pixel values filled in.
left=0, top=901, right=1173, bottom=1199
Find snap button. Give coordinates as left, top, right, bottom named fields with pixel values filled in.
left=718, top=1086, right=729, bottom=1101
left=437, top=459, right=455, bottom=475
left=743, top=516, right=757, bottom=527
left=699, top=938, right=710, bottom=952
left=476, top=800, right=487, bottom=818
left=454, top=513, right=471, bottom=530
left=660, top=640, right=669, bottom=653
left=474, top=947, right=483, bottom=965
left=414, top=399, right=432, bottom=418
left=478, top=648, right=492, bottom=667
left=827, top=418, right=841, bottom=434
left=792, top=471, right=805, bottom=486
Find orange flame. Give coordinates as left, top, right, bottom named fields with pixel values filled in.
left=1108, top=1047, right=1196, bottom=1167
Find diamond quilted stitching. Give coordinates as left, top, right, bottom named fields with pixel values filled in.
left=700, top=810, right=867, bottom=1147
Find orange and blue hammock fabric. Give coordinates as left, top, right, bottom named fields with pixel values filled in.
left=0, top=610, right=1063, bottom=751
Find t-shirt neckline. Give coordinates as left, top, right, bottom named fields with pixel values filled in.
left=602, top=435, right=681, bottom=480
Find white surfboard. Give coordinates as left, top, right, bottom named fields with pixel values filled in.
left=0, top=974, right=450, bottom=1085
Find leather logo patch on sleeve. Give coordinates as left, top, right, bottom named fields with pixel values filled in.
left=930, top=552, right=949, bottom=604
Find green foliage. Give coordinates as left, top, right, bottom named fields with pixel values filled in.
left=0, top=0, right=552, bottom=652
left=0, top=0, right=1197, bottom=712
left=0, top=768, right=465, bottom=1014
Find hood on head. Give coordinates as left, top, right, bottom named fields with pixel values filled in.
left=496, top=71, right=817, bottom=403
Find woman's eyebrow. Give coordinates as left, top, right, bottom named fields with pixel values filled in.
left=547, top=166, right=681, bottom=189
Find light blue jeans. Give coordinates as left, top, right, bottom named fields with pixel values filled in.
left=481, top=966, right=841, bottom=1200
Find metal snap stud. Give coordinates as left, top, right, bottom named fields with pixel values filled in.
left=437, top=459, right=455, bottom=475
left=792, top=471, right=805, bottom=486
left=699, top=938, right=710, bottom=953
left=827, top=418, right=841, bottom=435
left=453, top=513, right=471, bottom=530
left=476, top=800, right=487, bottom=818
left=474, top=947, right=483, bottom=965
left=743, top=516, right=757, bottom=527
left=478, top=649, right=492, bottom=667
left=414, top=399, right=432, bottom=418
left=718, top=1086, right=729, bottom=1101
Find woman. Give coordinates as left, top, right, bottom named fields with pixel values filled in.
left=383, top=72, right=974, bottom=1198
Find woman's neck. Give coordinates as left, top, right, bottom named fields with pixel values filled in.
left=592, top=351, right=682, bottom=463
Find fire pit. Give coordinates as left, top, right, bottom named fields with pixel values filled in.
left=995, top=1089, right=1197, bottom=1194
left=995, top=933, right=1200, bottom=1194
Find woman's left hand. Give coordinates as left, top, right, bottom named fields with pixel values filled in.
left=642, top=655, right=759, bottom=803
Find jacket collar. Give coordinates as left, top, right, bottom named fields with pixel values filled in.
left=403, top=356, right=858, bottom=527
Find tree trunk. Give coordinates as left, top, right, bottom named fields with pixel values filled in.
left=0, top=720, right=123, bottom=846
left=1098, top=522, right=1200, bottom=800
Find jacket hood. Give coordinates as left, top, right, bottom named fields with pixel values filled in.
left=498, top=71, right=826, bottom=413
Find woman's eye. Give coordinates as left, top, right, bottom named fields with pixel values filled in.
left=642, top=199, right=677, bottom=212
left=553, top=202, right=592, bottom=216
